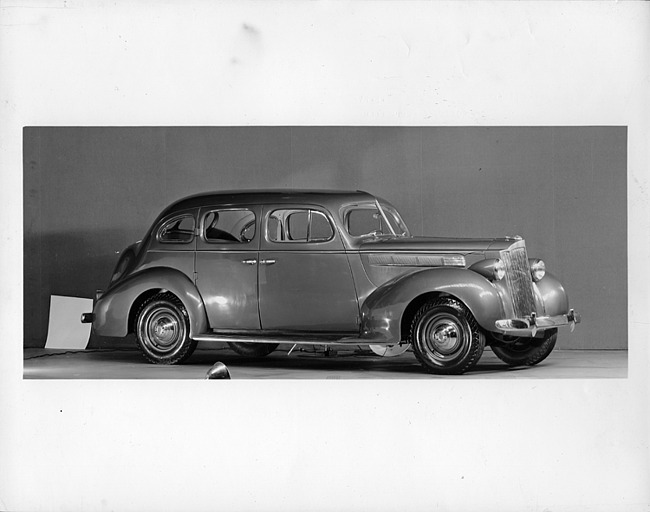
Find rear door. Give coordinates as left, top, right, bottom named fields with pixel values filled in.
left=195, top=205, right=261, bottom=330
left=258, top=205, right=359, bottom=332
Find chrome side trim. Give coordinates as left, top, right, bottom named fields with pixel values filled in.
left=367, top=253, right=465, bottom=267
left=192, top=333, right=393, bottom=346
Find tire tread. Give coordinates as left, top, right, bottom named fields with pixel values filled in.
left=409, top=298, right=485, bottom=375
left=490, top=330, right=557, bottom=367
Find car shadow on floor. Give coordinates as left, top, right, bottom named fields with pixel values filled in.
left=184, top=347, right=529, bottom=376
left=23, top=347, right=556, bottom=378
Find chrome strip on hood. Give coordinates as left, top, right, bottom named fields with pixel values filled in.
left=367, top=253, right=466, bottom=267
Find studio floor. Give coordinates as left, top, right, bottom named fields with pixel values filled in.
left=23, top=344, right=627, bottom=379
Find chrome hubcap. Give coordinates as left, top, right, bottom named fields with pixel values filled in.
left=141, top=306, right=185, bottom=355
left=431, top=322, right=460, bottom=354
left=416, top=310, right=468, bottom=362
left=151, top=315, right=178, bottom=345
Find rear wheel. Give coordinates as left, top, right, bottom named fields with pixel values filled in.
left=409, top=298, right=485, bottom=375
left=489, top=329, right=557, bottom=367
left=228, top=342, right=279, bottom=357
left=135, top=293, right=197, bottom=364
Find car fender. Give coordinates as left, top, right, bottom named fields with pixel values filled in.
left=360, top=267, right=505, bottom=344
left=92, top=267, right=208, bottom=338
left=534, top=270, right=569, bottom=316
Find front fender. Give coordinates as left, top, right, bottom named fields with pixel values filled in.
left=360, top=267, right=505, bottom=344
left=534, top=270, right=569, bottom=316
left=92, top=267, right=208, bottom=338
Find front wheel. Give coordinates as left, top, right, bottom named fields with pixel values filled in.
left=135, top=293, right=197, bottom=364
left=489, top=329, right=557, bottom=367
left=409, top=298, right=485, bottom=375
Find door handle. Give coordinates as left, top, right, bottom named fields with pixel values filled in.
left=260, top=259, right=276, bottom=265
left=241, top=259, right=257, bottom=265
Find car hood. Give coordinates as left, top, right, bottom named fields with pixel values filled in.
left=357, top=236, right=519, bottom=253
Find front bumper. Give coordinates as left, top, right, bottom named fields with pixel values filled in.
left=495, top=309, right=580, bottom=337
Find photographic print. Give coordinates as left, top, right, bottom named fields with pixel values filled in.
left=2, top=2, right=648, bottom=511
left=23, top=126, right=626, bottom=379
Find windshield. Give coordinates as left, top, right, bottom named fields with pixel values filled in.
left=342, top=201, right=410, bottom=238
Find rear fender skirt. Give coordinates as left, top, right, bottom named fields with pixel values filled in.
left=92, top=267, right=208, bottom=338
left=360, top=267, right=505, bottom=343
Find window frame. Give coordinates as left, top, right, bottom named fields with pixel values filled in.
left=341, top=202, right=411, bottom=239
left=266, top=207, right=336, bottom=245
left=156, top=213, right=196, bottom=245
left=201, top=207, right=258, bottom=245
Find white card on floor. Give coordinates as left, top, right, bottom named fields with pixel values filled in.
left=44, top=295, right=93, bottom=349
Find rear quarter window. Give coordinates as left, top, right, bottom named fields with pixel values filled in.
left=158, top=214, right=196, bottom=243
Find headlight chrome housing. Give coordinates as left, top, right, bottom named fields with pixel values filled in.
left=469, top=258, right=506, bottom=281
left=529, top=259, right=546, bottom=282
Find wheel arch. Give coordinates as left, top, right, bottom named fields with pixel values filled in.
left=400, top=291, right=450, bottom=343
left=93, top=267, right=209, bottom=339
left=128, top=288, right=166, bottom=334
left=361, top=267, right=505, bottom=344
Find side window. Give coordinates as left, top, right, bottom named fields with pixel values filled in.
left=287, top=211, right=309, bottom=241
left=310, top=211, right=334, bottom=241
left=204, top=209, right=256, bottom=243
left=158, top=214, right=196, bottom=243
left=347, top=208, right=382, bottom=236
left=346, top=208, right=391, bottom=236
left=268, top=209, right=334, bottom=243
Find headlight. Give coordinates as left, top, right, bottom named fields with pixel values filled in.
left=493, top=259, right=506, bottom=281
left=530, top=259, right=546, bottom=282
left=469, top=258, right=505, bottom=281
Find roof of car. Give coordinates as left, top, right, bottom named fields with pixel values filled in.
left=162, top=189, right=377, bottom=215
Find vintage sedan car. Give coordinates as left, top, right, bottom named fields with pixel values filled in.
left=81, top=190, right=580, bottom=375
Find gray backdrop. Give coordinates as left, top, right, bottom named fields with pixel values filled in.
left=23, top=126, right=627, bottom=349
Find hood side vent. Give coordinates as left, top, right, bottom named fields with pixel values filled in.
left=367, top=253, right=465, bottom=267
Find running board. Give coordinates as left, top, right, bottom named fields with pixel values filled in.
left=192, top=333, right=390, bottom=346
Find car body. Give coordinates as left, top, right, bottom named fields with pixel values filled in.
left=82, top=190, right=580, bottom=374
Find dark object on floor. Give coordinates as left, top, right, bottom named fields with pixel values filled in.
left=205, top=361, right=231, bottom=380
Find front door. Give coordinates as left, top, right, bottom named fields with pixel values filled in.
left=195, top=205, right=261, bottom=331
left=258, top=205, right=359, bottom=332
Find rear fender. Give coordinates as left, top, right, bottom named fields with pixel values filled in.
left=92, top=267, right=208, bottom=338
left=360, top=267, right=504, bottom=344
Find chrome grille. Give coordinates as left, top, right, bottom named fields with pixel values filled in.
left=501, top=243, right=536, bottom=318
